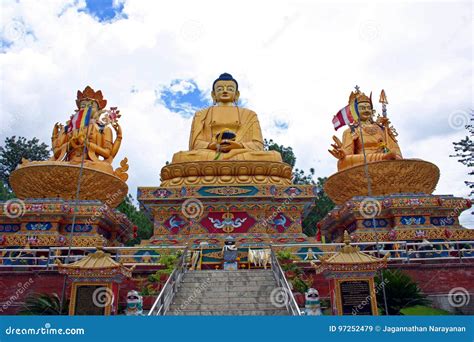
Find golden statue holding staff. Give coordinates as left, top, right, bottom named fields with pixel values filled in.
left=161, top=73, right=291, bottom=186
left=329, top=88, right=402, bottom=171
left=324, top=87, right=439, bottom=204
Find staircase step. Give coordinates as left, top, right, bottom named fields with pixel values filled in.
left=168, top=302, right=280, bottom=310
left=163, top=269, right=290, bottom=316
left=172, top=295, right=274, bottom=304
left=176, top=285, right=276, bottom=293
left=167, top=309, right=288, bottom=316
left=180, top=280, right=276, bottom=286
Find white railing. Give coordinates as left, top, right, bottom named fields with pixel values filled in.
left=0, top=245, right=186, bottom=269
left=271, top=240, right=474, bottom=264
left=269, top=248, right=302, bottom=316
left=0, top=241, right=472, bottom=268
left=148, top=248, right=189, bottom=316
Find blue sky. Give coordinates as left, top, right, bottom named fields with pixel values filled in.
left=80, top=0, right=126, bottom=22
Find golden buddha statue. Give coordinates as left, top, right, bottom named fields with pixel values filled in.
left=172, top=73, right=281, bottom=163
left=10, top=86, right=128, bottom=207
left=329, top=89, right=402, bottom=171
left=161, top=73, right=291, bottom=186
left=324, top=87, right=439, bottom=204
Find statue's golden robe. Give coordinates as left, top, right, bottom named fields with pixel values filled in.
left=172, top=106, right=282, bottom=163
left=337, top=123, right=402, bottom=171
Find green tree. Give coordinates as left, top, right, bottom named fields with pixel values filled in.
left=375, top=269, right=430, bottom=315
left=117, top=194, right=153, bottom=245
left=0, top=181, right=15, bottom=201
left=302, top=177, right=335, bottom=236
left=450, top=113, right=473, bottom=200
left=0, top=136, right=50, bottom=191
left=264, top=139, right=296, bottom=167
left=264, top=139, right=335, bottom=236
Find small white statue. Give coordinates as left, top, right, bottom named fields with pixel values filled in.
left=125, top=290, right=143, bottom=316
left=304, top=288, right=322, bottom=315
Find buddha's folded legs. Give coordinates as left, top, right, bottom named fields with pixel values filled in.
left=171, top=149, right=282, bottom=163
left=338, top=152, right=398, bottom=171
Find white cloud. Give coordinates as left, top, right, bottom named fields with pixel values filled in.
left=0, top=0, right=472, bottom=227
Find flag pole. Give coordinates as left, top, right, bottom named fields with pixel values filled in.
left=353, top=85, right=389, bottom=315
left=59, top=109, right=93, bottom=313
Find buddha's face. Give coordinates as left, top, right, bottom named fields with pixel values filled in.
left=357, top=101, right=373, bottom=121
left=212, top=80, right=239, bottom=104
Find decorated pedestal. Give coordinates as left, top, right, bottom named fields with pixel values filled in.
left=319, top=193, right=473, bottom=243
left=0, top=199, right=132, bottom=249
left=313, top=232, right=387, bottom=315
left=58, top=248, right=133, bottom=315
left=137, top=183, right=316, bottom=268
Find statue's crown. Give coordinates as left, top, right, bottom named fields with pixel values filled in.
left=349, top=89, right=372, bottom=106
left=76, top=86, right=107, bottom=110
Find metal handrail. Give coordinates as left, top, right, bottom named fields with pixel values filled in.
left=148, top=247, right=189, bottom=316
left=0, top=240, right=473, bottom=268
left=269, top=247, right=302, bottom=316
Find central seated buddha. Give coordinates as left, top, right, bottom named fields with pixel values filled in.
left=162, top=73, right=292, bottom=186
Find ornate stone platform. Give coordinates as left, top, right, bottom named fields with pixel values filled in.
left=324, top=159, right=440, bottom=205
left=137, top=184, right=317, bottom=247
left=10, top=163, right=128, bottom=208
left=0, top=199, right=133, bottom=248
left=160, top=161, right=292, bottom=186
left=318, top=193, right=473, bottom=242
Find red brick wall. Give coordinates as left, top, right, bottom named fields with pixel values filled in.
left=1, top=261, right=473, bottom=314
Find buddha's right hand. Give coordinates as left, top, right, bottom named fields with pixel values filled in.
left=208, top=142, right=218, bottom=150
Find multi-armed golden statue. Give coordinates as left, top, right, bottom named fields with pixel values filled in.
left=161, top=73, right=292, bottom=186
left=10, top=86, right=128, bottom=207
left=49, top=86, right=128, bottom=179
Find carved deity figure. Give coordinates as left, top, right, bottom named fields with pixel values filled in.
left=329, top=89, right=402, bottom=171
left=171, top=73, right=282, bottom=163
left=47, top=86, right=128, bottom=180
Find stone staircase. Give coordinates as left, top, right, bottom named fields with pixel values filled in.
left=166, top=269, right=289, bottom=315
